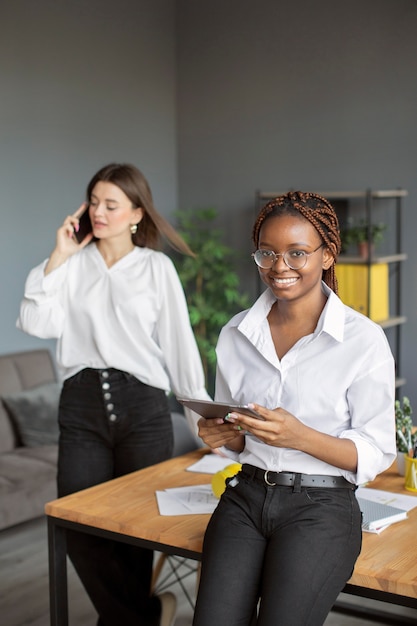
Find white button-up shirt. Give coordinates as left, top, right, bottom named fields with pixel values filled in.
left=17, top=244, right=210, bottom=408
left=216, top=283, right=396, bottom=485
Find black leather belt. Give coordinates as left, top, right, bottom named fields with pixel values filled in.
left=241, top=464, right=354, bottom=489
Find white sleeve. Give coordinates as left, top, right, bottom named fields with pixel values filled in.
left=16, top=260, right=67, bottom=339
left=340, top=354, right=396, bottom=485
left=156, top=256, right=211, bottom=435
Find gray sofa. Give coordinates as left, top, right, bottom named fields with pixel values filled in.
left=0, top=349, right=59, bottom=530
left=0, top=349, right=201, bottom=531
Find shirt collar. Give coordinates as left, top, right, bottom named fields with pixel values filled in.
left=316, top=282, right=345, bottom=343
left=239, top=282, right=346, bottom=343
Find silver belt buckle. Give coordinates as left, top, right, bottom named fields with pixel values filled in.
left=264, top=470, right=277, bottom=486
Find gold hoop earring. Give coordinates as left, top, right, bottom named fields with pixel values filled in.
left=130, top=224, right=138, bottom=235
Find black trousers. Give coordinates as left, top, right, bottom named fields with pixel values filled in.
left=57, top=368, right=173, bottom=626
left=193, top=469, right=362, bottom=626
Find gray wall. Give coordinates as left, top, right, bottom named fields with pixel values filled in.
left=0, top=0, right=177, bottom=354
left=177, top=0, right=417, bottom=407
left=2, top=0, right=417, bottom=410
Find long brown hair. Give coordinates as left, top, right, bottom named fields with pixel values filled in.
left=86, top=163, right=194, bottom=256
left=253, top=191, right=341, bottom=293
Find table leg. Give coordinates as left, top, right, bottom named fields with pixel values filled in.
left=47, top=517, right=68, bottom=626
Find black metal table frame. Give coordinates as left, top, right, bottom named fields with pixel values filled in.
left=47, top=516, right=417, bottom=626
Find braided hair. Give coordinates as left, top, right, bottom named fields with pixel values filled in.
left=253, top=191, right=341, bottom=294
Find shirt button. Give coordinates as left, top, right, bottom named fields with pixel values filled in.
left=104, top=392, right=112, bottom=400
left=109, top=414, right=117, bottom=422
left=101, top=370, right=109, bottom=378
left=107, top=403, right=114, bottom=411
left=102, top=382, right=110, bottom=390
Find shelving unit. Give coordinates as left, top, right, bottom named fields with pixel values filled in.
left=255, top=188, right=408, bottom=390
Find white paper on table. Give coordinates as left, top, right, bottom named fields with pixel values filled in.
left=156, top=490, right=191, bottom=516
left=356, top=486, right=417, bottom=512
left=156, top=484, right=219, bottom=515
left=186, top=453, right=237, bottom=474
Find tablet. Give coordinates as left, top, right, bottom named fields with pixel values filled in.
left=177, top=398, right=263, bottom=420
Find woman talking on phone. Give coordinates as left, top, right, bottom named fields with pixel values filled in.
left=17, top=163, right=209, bottom=626
left=193, top=191, right=396, bottom=626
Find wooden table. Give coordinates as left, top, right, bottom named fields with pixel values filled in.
left=45, top=449, right=417, bottom=625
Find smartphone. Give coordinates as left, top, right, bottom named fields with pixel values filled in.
left=74, top=205, right=93, bottom=243
left=177, top=398, right=264, bottom=420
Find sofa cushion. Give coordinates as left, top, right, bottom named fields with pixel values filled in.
left=0, top=349, right=58, bottom=453
left=0, top=445, right=58, bottom=488
left=2, top=382, right=61, bottom=447
left=0, top=445, right=58, bottom=530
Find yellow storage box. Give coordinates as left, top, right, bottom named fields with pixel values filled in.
left=336, top=263, right=389, bottom=322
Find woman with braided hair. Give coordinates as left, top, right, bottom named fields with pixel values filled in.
left=193, top=191, right=396, bottom=626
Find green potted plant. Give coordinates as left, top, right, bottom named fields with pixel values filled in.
left=172, top=208, right=250, bottom=395
left=395, top=396, right=416, bottom=475
left=341, top=218, right=387, bottom=259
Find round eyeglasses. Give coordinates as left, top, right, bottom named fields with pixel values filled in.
left=252, top=244, right=324, bottom=270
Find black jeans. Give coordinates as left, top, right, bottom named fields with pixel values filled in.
left=57, top=368, right=173, bottom=626
left=193, top=470, right=362, bottom=626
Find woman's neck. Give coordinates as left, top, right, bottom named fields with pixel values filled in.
left=96, top=239, right=135, bottom=268
left=274, top=289, right=327, bottom=327
left=268, top=290, right=327, bottom=359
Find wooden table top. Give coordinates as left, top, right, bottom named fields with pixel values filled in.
left=45, top=449, right=212, bottom=555
left=45, top=449, right=417, bottom=600
left=349, top=463, right=417, bottom=599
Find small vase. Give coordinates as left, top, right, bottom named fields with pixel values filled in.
left=397, top=451, right=406, bottom=476
left=358, top=241, right=374, bottom=260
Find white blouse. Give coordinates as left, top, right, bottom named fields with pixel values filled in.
left=17, top=244, right=210, bottom=410
left=215, top=283, right=396, bottom=486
